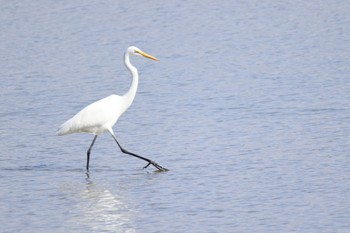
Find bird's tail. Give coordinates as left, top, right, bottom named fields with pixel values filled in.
left=56, top=119, right=73, bottom=136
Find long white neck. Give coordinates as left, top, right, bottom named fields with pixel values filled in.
left=122, top=51, right=139, bottom=113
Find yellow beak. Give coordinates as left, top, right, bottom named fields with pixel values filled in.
left=137, top=50, right=159, bottom=61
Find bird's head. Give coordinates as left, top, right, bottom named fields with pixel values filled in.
left=127, top=46, right=159, bottom=61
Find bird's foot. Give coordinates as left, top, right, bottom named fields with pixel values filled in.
left=143, top=161, right=169, bottom=172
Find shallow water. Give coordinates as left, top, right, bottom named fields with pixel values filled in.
left=1, top=1, right=350, bottom=232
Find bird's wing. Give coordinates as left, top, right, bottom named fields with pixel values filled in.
left=57, top=95, right=122, bottom=135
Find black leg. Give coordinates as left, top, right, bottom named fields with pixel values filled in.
left=86, top=135, right=98, bottom=171
left=110, top=133, right=168, bottom=172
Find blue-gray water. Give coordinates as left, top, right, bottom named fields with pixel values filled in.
left=1, top=1, right=350, bottom=232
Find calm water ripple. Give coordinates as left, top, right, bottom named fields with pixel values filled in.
left=1, top=0, right=350, bottom=232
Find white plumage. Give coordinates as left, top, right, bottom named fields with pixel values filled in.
left=57, top=94, right=123, bottom=136
left=57, top=46, right=168, bottom=172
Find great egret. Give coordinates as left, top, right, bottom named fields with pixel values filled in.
left=57, top=46, right=168, bottom=172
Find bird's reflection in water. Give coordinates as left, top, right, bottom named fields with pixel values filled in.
left=69, top=175, right=136, bottom=233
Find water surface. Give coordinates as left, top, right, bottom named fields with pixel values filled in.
left=1, top=1, right=350, bottom=232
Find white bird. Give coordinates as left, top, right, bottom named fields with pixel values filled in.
left=57, top=46, right=168, bottom=172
